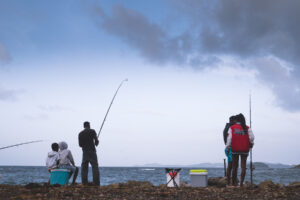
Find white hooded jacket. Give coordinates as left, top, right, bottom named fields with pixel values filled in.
left=58, top=141, right=74, bottom=166
left=46, top=151, right=59, bottom=169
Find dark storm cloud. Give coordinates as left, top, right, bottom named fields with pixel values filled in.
left=252, top=57, right=299, bottom=111
left=93, top=4, right=200, bottom=66
left=171, top=0, right=300, bottom=111
left=176, top=0, right=300, bottom=63
left=93, top=1, right=300, bottom=111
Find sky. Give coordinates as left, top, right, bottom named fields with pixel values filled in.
left=0, top=0, right=299, bottom=166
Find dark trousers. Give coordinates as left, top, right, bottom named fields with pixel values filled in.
left=232, top=154, right=248, bottom=186
left=81, top=151, right=100, bottom=185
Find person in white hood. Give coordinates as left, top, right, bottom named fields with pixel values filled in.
left=58, top=141, right=78, bottom=184
left=46, top=143, right=60, bottom=171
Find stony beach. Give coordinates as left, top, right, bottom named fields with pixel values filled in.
left=0, top=178, right=299, bottom=200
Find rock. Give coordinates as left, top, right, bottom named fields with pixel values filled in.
left=51, top=184, right=61, bottom=187
left=109, top=183, right=120, bottom=189
left=258, top=180, right=277, bottom=189
left=180, top=181, right=190, bottom=187
left=25, top=183, right=42, bottom=189
left=244, top=181, right=251, bottom=188
left=293, top=164, right=300, bottom=168
left=125, top=180, right=153, bottom=188
left=278, top=183, right=285, bottom=188
left=1, top=180, right=300, bottom=199
left=208, top=177, right=227, bottom=187
left=289, top=182, right=300, bottom=187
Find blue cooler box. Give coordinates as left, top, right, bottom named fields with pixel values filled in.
left=50, top=169, right=70, bottom=185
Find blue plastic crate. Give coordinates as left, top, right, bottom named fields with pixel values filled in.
left=50, top=169, right=70, bottom=185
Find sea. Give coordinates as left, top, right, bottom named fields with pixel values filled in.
left=0, top=166, right=299, bottom=186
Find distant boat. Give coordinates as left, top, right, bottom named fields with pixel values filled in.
left=141, top=168, right=155, bottom=171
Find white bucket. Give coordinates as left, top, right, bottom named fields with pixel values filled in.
left=166, top=171, right=180, bottom=187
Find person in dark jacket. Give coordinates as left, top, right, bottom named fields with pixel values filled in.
left=226, top=113, right=254, bottom=187
left=223, top=115, right=236, bottom=186
left=78, top=121, right=100, bottom=185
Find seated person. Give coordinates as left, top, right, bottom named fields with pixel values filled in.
left=46, top=143, right=60, bottom=172
left=58, top=141, right=79, bottom=184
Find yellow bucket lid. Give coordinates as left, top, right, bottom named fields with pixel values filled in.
left=190, top=169, right=207, bottom=173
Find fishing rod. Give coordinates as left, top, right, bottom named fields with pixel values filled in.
left=97, top=79, right=128, bottom=138
left=0, top=140, right=43, bottom=150
left=249, top=92, right=253, bottom=189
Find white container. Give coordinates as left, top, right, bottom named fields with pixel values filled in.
left=190, top=169, right=208, bottom=187
left=166, top=171, right=180, bottom=187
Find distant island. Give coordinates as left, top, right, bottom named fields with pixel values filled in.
left=136, top=162, right=295, bottom=168
left=249, top=162, right=269, bottom=169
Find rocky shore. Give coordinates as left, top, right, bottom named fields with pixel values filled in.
left=0, top=179, right=299, bottom=199
left=294, top=164, right=300, bottom=168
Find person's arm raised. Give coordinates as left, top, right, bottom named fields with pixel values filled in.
left=93, top=130, right=99, bottom=146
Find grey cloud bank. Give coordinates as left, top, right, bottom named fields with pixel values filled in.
left=93, top=5, right=193, bottom=65
left=0, top=87, right=20, bottom=101
left=0, top=43, right=16, bottom=102
left=0, top=43, right=11, bottom=66
left=93, top=0, right=300, bottom=111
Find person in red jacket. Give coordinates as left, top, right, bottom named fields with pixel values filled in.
left=226, top=113, right=254, bottom=187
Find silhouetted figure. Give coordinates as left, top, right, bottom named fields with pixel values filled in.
left=78, top=121, right=100, bottom=185
left=226, top=113, right=254, bottom=187
left=223, top=115, right=237, bottom=186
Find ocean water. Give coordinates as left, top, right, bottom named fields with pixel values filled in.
left=0, top=166, right=299, bottom=186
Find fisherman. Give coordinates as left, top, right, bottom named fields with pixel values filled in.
left=226, top=113, right=254, bottom=187
left=58, top=141, right=79, bottom=184
left=78, top=121, right=100, bottom=185
left=223, top=115, right=236, bottom=186
left=46, top=143, right=60, bottom=172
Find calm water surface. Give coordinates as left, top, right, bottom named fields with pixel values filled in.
left=0, top=166, right=299, bottom=186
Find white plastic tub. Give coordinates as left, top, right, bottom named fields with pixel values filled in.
left=190, top=169, right=208, bottom=187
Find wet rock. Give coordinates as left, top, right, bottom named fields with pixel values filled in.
left=258, top=180, right=278, bottom=189
left=293, top=164, right=300, bottom=168
left=51, top=183, right=61, bottom=187
left=289, top=182, right=300, bottom=187
left=180, top=181, right=190, bottom=187
left=208, top=177, right=227, bottom=187
left=25, top=183, right=42, bottom=189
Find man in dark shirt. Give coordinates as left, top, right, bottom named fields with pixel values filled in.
left=78, top=121, right=100, bottom=185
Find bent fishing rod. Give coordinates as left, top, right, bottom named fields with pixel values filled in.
left=97, top=79, right=128, bottom=138
left=0, top=140, right=43, bottom=150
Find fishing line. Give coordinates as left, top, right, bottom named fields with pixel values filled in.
left=0, top=140, right=43, bottom=150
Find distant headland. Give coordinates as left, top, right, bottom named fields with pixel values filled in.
left=135, top=162, right=297, bottom=168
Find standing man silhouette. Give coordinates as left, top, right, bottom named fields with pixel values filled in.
left=78, top=121, right=100, bottom=185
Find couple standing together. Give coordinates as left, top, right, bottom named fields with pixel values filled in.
left=223, top=113, right=255, bottom=187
